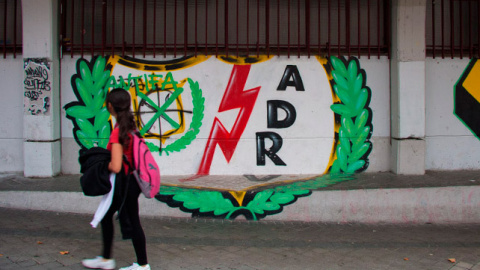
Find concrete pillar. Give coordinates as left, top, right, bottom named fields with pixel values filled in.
left=390, top=0, right=426, bottom=174
left=22, top=0, right=61, bottom=177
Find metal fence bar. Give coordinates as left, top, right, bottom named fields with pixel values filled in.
left=13, top=0, right=17, bottom=57
left=143, top=0, right=147, bottom=58
left=81, top=0, right=84, bottom=58
left=122, top=0, right=126, bottom=56
left=153, top=0, right=156, bottom=57
left=377, top=0, right=380, bottom=58
left=194, top=0, right=197, bottom=56
left=236, top=0, right=239, bottom=57
left=357, top=0, right=360, bottom=57
left=346, top=0, right=350, bottom=57
left=297, top=0, right=300, bottom=58
left=225, top=0, right=228, bottom=57
left=173, top=0, right=176, bottom=57
left=276, top=0, right=279, bottom=56
left=204, top=0, right=207, bottom=56
left=164, top=0, right=167, bottom=57
left=266, top=0, right=270, bottom=57
left=132, top=0, right=136, bottom=57
left=441, top=0, right=444, bottom=59
left=468, top=0, right=472, bottom=59
left=288, top=0, right=291, bottom=57
left=111, top=0, right=115, bottom=56
left=91, top=0, right=95, bottom=58
left=101, top=0, right=106, bottom=57
left=337, top=0, right=340, bottom=56
left=257, top=0, right=260, bottom=57
left=305, top=0, right=310, bottom=58
left=184, top=0, right=188, bottom=57
left=3, top=0, right=7, bottom=58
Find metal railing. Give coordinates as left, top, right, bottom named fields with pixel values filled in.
left=0, top=0, right=22, bottom=59
left=60, top=0, right=390, bottom=59
left=427, top=0, right=480, bottom=59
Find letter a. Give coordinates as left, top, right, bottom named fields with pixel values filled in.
left=277, top=65, right=305, bottom=91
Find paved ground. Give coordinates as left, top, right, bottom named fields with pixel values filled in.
left=1, top=207, right=480, bottom=270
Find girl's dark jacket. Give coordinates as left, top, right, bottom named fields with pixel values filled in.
left=78, top=147, right=134, bottom=239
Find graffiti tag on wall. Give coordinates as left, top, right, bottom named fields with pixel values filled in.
left=65, top=55, right=373, bottom=220
left=24, top=58, right=52, bottom=115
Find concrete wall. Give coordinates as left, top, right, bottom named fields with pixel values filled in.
left=0, top=57, right=24, bottom=172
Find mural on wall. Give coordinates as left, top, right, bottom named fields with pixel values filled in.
left=24, top=58, right=52, bottom=115
left=455, top=58, right=480, bottom=138
left=65, top=55, right=373, bottom=220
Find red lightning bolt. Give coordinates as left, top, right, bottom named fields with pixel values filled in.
left=197, top=64, right=260, bottom=175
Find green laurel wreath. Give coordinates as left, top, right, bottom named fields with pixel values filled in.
left=65, top=56, right=111, bottom=149
left=145, top=78, right=204, bottom=156
left=157, top=56, right=372, bottom=220
left=329, top=56, right=372, bottom=174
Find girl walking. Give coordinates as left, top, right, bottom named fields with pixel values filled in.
left=82, top=88, right=150, bottom=270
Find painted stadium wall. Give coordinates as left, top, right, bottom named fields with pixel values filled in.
left=60, top=55, right=391, bottom=176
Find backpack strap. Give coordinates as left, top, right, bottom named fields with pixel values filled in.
left=123, top=154, right=134, bottom=174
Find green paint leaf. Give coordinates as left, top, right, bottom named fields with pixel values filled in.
left=336, top=145, right=348, bottom=172
left=79, top=61, right=94, bottom=88
left=93, top=71, right=111, bottom=95
left=339, top=134, right=351, bottom=154
left=92, top=56, right=106, bottom=81
left=353, top=73, right=364, bottom=96
left=94, top=108, right=110, bottom=130
left=332, top=70, right=349, bottom=93
left=247, top=190, right=274, bottom=214
left=333, top=85, right=352, bottom=106
left=269, top=193, right=295, bottom=205
left=349, top=143, right=371, bottom=162
left=76, top=130, right=94, bottom=148
left=346, top=160, right=365, bottom=173
left=66, top=105, right=95, bottom=119
left=348, top=59, right=358, bottom=82
left=354, top=88, right=369, bottom=114
left=355, top=126, right=371, bottom=146
left=91, top=93, right=106, bottom=111
left=331, top=161, right=341, bottom=173
left=355, top=109, right=369, bottom=132
left=331, top=104, right=354, bottom=117
left=76, top=118, right=97, bottom=138
left=341, top=117, right=355, bottom=137
left=331, top=56, right=347, bottom=76
left=75, top=78, right=93, bottom=106
left=98, top=124, right=111, bottom=142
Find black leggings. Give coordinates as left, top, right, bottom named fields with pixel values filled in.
left=100, top=174, right=148, bottom=265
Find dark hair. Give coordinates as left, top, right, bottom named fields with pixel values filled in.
left=106, top=88, right=136, bottom=148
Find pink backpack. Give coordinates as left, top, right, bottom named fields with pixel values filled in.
left=129, top=131, right=161, bottom=198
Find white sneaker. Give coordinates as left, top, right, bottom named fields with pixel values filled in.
left=81, top=256, right=116, bottom=270
left=119, top=263, right=151, bottom=270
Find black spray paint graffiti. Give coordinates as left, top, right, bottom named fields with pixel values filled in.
left=255, top=65, right=302, bottom=167
left=24, top=59, right=52, bottom=115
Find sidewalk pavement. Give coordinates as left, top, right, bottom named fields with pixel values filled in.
left=1, top=207, right=480, bottom=270
left=1, top=171, right=480, bottom=269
